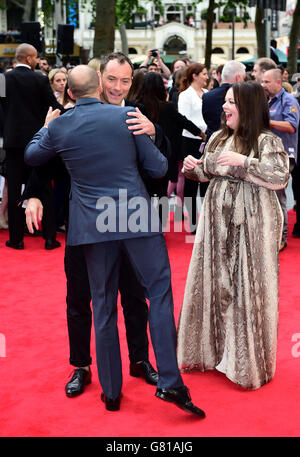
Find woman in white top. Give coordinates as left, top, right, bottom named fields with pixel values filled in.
left=178, top=63, right=208, bottom=233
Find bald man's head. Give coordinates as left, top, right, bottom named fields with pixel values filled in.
left=261, top=68, right=283, bottom=98
left=68, top=65, right=100, bottom=99
left=15, top=43, right=39, bottom=70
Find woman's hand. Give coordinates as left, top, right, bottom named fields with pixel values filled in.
left=200, top=131, right=206, bottom=142
left=216, top=151, right=246, bottom=167
left=183, top=155, right=203, bottom=170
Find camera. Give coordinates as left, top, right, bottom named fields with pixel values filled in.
left=151, top=49, right=158, bottom=57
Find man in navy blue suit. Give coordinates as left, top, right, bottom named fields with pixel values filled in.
left=24, top=65, right=205, bottom=417
left=24, top=53, right=166, bottom=399
left=202, top=60, right=246, bottom=142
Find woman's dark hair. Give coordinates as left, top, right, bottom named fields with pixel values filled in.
left=209, top=81, right=270, bottom=158
left=179, top=63, right=206, bottom=93
left=126, top=70, right=145, bottom=102
left=62, top=82, right=75, bottom=107
left=173, top=67, right=186, bottom=90
left=136, top=72, right=167, bottom=122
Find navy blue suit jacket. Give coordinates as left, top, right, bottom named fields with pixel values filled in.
left=202, top=83, right=231, bottom=141
left=24, top=98, right=168, bottom=245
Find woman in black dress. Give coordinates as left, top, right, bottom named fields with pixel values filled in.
left=135, top=72, right=206, bottom=226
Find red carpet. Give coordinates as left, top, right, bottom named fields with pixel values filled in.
left=0, top=211, right=300, bottom=438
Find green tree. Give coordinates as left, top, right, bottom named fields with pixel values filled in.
left=3, top=0, right=33, bottom=22
left=254, top=7, right=267, bottom=58
left=0, top=0, right=55, bottom=24
left=116, top=0, right=163, bottom=55
left=93, top=0, right=116, bottom=58
left=199, top=0, right=250, bottom=68
left=204, top=0, right=215, bottom=68
left=89, top=0, right=163, bottom=58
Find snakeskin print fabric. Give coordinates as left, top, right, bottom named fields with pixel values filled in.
left=177, top=132, right=290, bottom=389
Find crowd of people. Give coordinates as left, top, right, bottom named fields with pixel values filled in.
left=0, top=43, right=299, bottom=416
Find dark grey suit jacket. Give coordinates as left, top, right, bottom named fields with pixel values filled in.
left=24, top=98, right=168, bottom=245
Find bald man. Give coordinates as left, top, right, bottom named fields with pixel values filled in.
left=24, top=65, right=205, bottom=416
left=0, top=43, right=62, bottom=249
left=262, top=68, right=299, bottom=251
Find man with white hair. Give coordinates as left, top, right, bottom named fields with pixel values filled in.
left=202, top=60, right=246, bottom=141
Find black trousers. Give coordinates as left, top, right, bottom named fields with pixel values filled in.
left=182, top=137, right=208, bottom=230
left=5, top=148, right=57, bottom=244
left=64, top=244, right=149, bottom=368
left=6, top=148, right=31, bottom=244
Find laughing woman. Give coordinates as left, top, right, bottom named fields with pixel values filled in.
left=177, top=81, right=290, bottom=390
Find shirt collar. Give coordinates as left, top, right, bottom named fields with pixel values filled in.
left=269, top=87, right=285, bottom=103
left=15, top=63, right=31, bottom=70
left=75, top=97, right=103, bottom=106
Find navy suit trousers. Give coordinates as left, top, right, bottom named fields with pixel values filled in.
left=83, top=234, right=183, bottom=399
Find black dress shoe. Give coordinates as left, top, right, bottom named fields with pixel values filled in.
left=101, top=392, right=122, bottom=411
left=155, top=385, right=206, bottom=418
left=130, top=360, right=159, bottom=385
left=65, top=368, right=91, bottom=397
left=6, top=240, right=24, bottom=250
left=24, top=226, right=43, bottom=237
left=45, top=239, right=61, bottom=250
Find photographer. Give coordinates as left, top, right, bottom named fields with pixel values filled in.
left=139, top=49, right=171, bottom=78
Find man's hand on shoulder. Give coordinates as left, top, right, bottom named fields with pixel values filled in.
left=44, top=106, right=61, bottom=127
left=126, top=107, right=155, bottom=136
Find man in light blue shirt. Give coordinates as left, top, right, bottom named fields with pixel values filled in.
left=262, top=68, right=300, bottom=251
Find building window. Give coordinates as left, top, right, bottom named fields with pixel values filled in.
left=212, top=47, right=225, bottom=54
left=166, top=5, right=182, bottom=23
left=164, top=35, right=187, bottom=55
left=236, top=47, right=249, bottom=54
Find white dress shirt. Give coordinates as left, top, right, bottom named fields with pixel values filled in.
left=178, top=85, right=207, bottom=139
left=15, top=63, right=32, bottom=70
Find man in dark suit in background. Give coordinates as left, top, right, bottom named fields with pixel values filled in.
left=0, top=43, right=62, bottom=250
left=24, top=65, right=205, bottom=417
left=202, top=60, right=246, bottom=142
